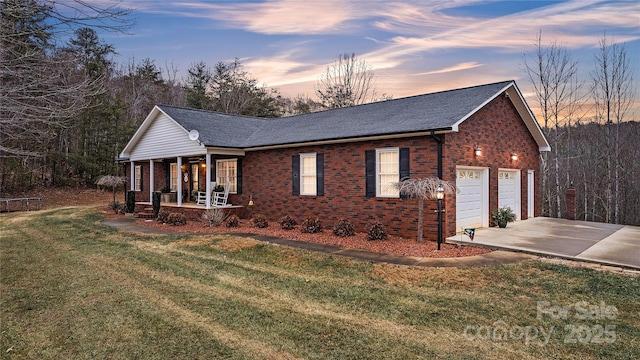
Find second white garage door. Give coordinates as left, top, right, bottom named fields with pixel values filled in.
left=498, top=170, right=520, bottom=220
left=456, top=167, right=488, bottom=230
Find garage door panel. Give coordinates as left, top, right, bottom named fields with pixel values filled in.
left=456, top=168, right=484, bottom=230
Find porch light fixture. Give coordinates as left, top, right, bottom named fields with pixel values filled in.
left=436, top=183, right=445, bottom=250
left=511, top=153, right=518, bottom=161
left=248, top=194, right=254, bottom=206
left=474, top=146, right=482, bottom=157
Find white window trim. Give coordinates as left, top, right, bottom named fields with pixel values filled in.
left=216, top=158, right=238, bottom=194
left=376, top=148, right=399, bottom=198
left=300, top=153, right=317, bottom=196
left=170, top=163, right=178, bottom=192
left=134, top=165, right=142, bottom=191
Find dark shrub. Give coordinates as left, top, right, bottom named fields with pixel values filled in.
left=251, top=214, right=269, bottom=228
left=226, top=214, right=240, bottom=228
left=301, top=217, right=323, bottom=234
left=333, top=218, right=355, bottom=237
left=167, top=212, right=187, bottom=226
left=157, top=208, right=170, bottom=223
left=279, top=215, right=297, bottom=230
left=109, top=201, right=124, bottom=214
left=367, top=221, right=387, bottom=241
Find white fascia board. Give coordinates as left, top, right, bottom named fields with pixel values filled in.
left=507, top=83, right=551, bottom=152
left=119, top=105, right=164, bottom=159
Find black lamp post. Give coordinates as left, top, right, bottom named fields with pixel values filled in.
left=436, top=183, right=444, bottom=250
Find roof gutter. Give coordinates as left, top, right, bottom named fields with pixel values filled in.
left=242, top=128, right=453, bottom=152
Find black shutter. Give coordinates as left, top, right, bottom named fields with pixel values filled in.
left=292, top=155, right=300, bottom=195
left=165, top=161, right=170, bottom=190
left=140, top=166, right=144, bottom=191
left=236, top=158, right=242, bottom=194
left=316, top=153, right=324, bottom=196
left=365, top=150, right=375, bottom=197
left=399, top=148, right=410, bottom=199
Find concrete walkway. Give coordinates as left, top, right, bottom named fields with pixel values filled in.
left=447, top=217, right=640, bottom=270
left=102, top=217, right=533, bottom=268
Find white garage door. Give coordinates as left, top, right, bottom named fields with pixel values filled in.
left=498, top=170, right=519, bottom=218
left=456, top=168, right=485, bottom=230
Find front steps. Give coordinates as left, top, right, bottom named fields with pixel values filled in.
left=135, top=206, right=155, bottom=219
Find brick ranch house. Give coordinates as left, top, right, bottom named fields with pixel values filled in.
left=119, top=80, right=550, bottom=241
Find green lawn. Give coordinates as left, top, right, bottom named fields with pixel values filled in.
left=1, top=206, right=639, bottom=359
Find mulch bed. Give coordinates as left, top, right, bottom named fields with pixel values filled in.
left=130, top=214, right=491, bottom=259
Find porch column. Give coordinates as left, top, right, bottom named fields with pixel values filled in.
left=130, top=161, right=135, bottom=191
left=205, top=153, right=211, bottom=209
left=149, top=159, right=154, bottom=202
left=177, top=157, right=183, bottom=206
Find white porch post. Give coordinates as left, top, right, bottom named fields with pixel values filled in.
left=130, top=162, right=135, bottom=191
left=177, top=157, right=183, bottom=206
left=205, top=153, right=211, bottom=209
left=149, top=159, right=154, bottom=202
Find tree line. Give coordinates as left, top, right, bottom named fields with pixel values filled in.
left=1, top=1, right=378, bottom=193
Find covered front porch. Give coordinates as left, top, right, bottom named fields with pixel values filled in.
left=118, top=105, right=250, bottom=212
left=129, top=147, right=243, bottom=206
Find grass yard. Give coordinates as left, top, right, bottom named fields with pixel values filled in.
left=1, top=206, right=639, bottom=359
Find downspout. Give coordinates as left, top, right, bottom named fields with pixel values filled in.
left=430, top=130, right=442, bottom=179
left=431, top=130, right=444, bottom=250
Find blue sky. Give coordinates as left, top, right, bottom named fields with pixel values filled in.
left=99, top=0, right=639, bottom=118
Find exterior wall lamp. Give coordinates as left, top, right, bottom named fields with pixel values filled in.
left=248, top=194, right=254, bottom=206
left=474, top=146, right=482, bottom=157
left=511, top=153, right=518, bottom=161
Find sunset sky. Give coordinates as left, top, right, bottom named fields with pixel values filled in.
left=100, top=0, right=639, bottom=119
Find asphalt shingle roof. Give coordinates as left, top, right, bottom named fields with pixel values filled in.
left=159, top=80, right=513, bottom=149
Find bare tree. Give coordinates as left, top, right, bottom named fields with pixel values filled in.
left=590, top=34, right=635, bottom=224
left=315, top=53, right=378, bottom=109
left=523, top=31, right=583, bottom=218
left=391, top=177, right=456, bottom=243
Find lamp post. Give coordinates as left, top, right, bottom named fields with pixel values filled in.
left=436, top=183, right=444, bottom=250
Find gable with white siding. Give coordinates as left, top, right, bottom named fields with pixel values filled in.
left=126, top=112, right=204, bottom=161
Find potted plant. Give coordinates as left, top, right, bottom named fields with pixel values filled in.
left=213, top=184, right=225, bottom=193
left=491, top=207, right=516, bottom=228
left=159, top=187, right=176, bottom=203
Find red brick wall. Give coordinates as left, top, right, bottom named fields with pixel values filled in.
left=237, top=137, right=442, bottom=241
left=443, top=94, right=541, bottom=237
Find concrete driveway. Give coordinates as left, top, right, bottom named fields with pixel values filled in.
left=447, top=217, right=640, bottom=270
